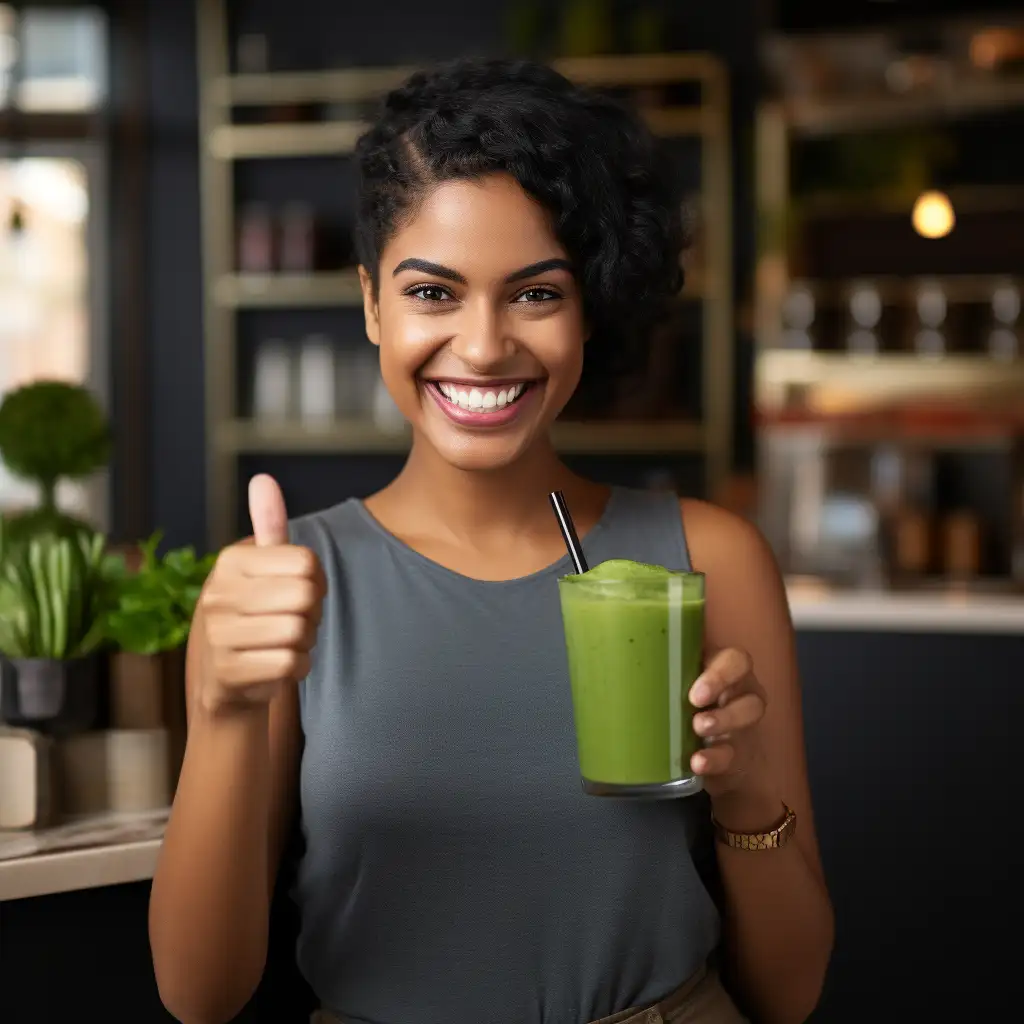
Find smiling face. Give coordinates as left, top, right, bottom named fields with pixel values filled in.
left=359, top=173, right=586, bottom=471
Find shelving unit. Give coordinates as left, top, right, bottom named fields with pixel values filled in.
left=753, top=24, right=1024, bottom=587
left=196, top=0, right=733, bottom=548
left=753, top=56, right=1024, bottom=400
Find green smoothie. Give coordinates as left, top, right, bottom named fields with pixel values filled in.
left=557, top=559, right=705, bottom=794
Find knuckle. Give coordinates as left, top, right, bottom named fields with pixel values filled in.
left=295, top=578, right=319, bottom=611
left=282, top=614, right=306, bottom=646
left=277, top=648, right=302, bottom=680
left=293, top=545, right=319, bottom=577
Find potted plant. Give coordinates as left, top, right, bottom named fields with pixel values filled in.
left=0, top=380, right=111, bottom=541
left=103, top=532, right=216, bottom=785
left=0, top=521, right=118, bottom=735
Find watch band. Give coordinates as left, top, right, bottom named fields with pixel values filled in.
left=712, top=803, right=797, bottom=851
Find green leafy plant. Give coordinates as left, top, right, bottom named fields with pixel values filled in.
left=103, top=532, right=216, bottom=656
left=0, top=380, right=111, bottom=540
left=0, top=519, right=119, bottom=660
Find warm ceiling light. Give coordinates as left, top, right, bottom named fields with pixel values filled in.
left=911, top=191, right=955, bottom=240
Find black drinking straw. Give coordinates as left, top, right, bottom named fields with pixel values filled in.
left=549, top=490, right=589, bottom=575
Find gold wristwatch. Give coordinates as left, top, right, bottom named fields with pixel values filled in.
left=712, top=803, right=797, bottom=851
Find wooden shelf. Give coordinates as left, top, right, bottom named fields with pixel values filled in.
left=209, top=121, right=367, bottom=159
left=210, top=66, right=416, bottom=107
left=209, top=106, right=711, bottom=161
left=213, top=271, right=362, bottom=308
left=218, top=419, right=706, bottom=456
left=208, top=54, right=724, bottom=110
left=757, top=350, right=1024, bottom=395
left=552, top=53, right=723, bottom=87
left=778, top=76, right=1024, bottom=137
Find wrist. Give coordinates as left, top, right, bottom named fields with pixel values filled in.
left=193, top=692, right=271, bottom=734
left=710, top=784, right=785, bottom=834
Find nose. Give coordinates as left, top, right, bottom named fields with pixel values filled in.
left=447, top=298, right=516, bottom=372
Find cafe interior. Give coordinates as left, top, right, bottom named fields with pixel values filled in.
left=0, top=0, right=1020, bottom=1020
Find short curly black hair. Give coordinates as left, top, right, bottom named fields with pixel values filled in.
left=353, top=57, right=685, bottom=386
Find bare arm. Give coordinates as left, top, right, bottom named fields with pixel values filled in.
left=684, top=500, right=834, bottom=1024
left=149, top=538, right=303, bottom=1024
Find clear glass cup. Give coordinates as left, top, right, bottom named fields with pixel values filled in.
left=557, top=569, right=705, bottom=799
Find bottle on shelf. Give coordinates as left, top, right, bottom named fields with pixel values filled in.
left=237, top=204, right=275, bottom=275
left=941, top=510, right=982, bottom=585
left=252, top=339, right=294, bottom=423
left=845, top=282, right=882, bottom=357
left=987, top=280, right=1020, bottom=363
left=297, top=335, right=337, bottom=425
left=336, top=345, right=381, bottom=420
left=278, top=203, right=318, bottom=275
left=780, top=283, right=816, bottom=351
left=912, top=280, right=948, bottom=361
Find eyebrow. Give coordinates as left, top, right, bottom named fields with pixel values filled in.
left=391, top=257, right=573, bottom=285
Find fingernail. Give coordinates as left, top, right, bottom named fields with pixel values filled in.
left=692, top=753, right=706, bottom=773
left=694, top=714, right=714, bottom=736
left=690, top=680, right=709, bottom=705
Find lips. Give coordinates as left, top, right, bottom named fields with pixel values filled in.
left=424, top=379, right=541, bottom=428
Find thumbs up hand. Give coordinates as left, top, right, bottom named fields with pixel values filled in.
left=196, top=475, right=325, bottom=713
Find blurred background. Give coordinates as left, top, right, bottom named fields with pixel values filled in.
left=1, top=0, right=1022, bottom=591
left=0, top=1, right=1022, bottom=1021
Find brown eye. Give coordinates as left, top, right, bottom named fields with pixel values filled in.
left=407, top=284, right=453, bottom=302
left=514, top=287, right=560, bottom=304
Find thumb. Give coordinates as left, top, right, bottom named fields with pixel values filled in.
left=248, top=474, right=289, bottom=548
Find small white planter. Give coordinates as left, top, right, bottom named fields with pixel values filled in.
left=0, top=727, right=55, bottom=829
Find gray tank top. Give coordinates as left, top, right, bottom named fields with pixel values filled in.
left=288, top=486, right=720, bottom=1024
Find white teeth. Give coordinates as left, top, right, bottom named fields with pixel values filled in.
left=434, top=381, right=530, bottom=412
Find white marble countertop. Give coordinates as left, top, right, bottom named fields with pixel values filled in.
left=787, top=581, right=1024, bottom=633
left=0, top=810, right=166, bottom=902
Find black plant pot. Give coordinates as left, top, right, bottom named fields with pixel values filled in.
left=0, top=656, right=100, bottom=736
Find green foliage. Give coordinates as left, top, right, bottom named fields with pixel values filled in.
left=102, top=531, right=216, bottom=656
left=0, top=520, right=120, bottom=660
left=0, top=381, right=111, bottom=512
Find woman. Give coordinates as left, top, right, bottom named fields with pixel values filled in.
left=150, top=58, right=833, bottom=1024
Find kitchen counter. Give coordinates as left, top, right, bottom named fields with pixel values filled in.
left=786, top=581, right=1024, bottom=633
left=0, top=810, right=166, bottom=902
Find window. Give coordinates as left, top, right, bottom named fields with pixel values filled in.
left=0, top=5, right=108, bottom=528
left=0, top=5, right=107, bottom=112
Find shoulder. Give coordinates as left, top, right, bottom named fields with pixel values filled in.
left=678, top=498, right=792, bottom=647
left=679, top=498, right=776, bottom=574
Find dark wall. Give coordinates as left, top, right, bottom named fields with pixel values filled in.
left=145, top=0, right=205, bottom=551
left=142, top=0, right=761, bottom=551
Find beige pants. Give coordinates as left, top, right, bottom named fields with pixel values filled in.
left=313, top=962, right=748, bottom=1024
